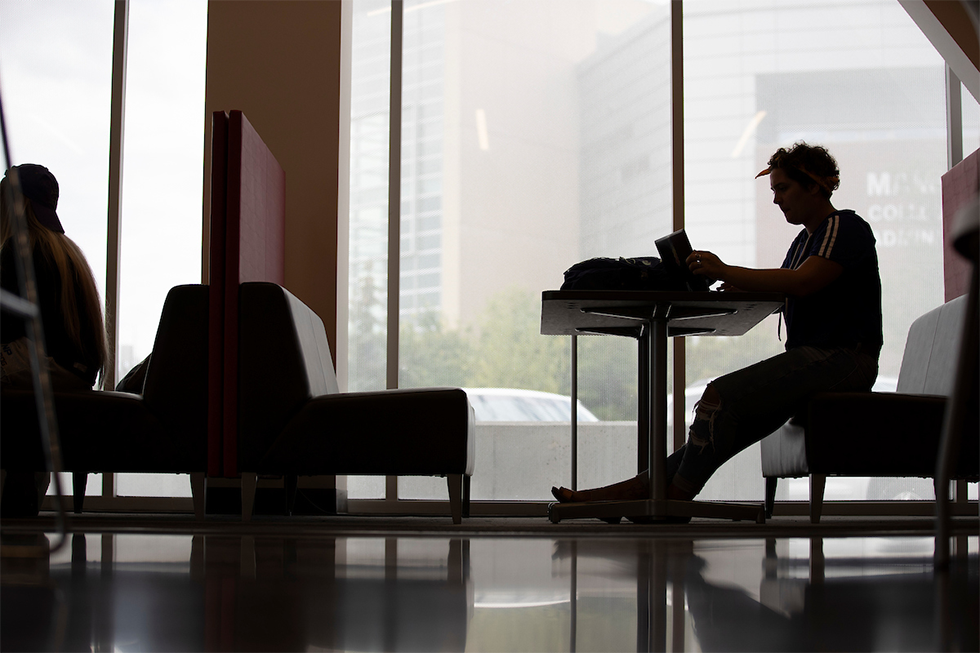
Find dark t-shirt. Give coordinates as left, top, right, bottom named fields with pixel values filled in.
left=780, top=210, right=883, bottom=357
left=1, top=244, right=99, bottom=385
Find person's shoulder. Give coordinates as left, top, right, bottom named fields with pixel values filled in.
left=827, top=209, right=867, bottom=225
left=813, top=210, right=872, bottom=239
left=814, top=211, right=877, bottom=261
left=832, top=210, right=875, bottom=238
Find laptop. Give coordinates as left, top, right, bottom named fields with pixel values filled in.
left=654, top=229, right=711, bottom=292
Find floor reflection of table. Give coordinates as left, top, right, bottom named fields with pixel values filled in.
left=541, top=289, right=784, bottom=523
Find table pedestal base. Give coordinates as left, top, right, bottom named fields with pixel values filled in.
left=548, top=499, right=766, bottom=524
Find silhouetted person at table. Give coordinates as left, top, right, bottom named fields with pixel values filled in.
left=553, top=142, right=882, bottom=511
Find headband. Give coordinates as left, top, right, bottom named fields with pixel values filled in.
left=755, top=163, right=839, bottom=195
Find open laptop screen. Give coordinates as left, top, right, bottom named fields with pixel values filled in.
left=655, top=229, right=711, bottom=292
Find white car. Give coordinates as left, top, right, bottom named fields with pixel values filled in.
left=463, top=388, right=600, bottom=422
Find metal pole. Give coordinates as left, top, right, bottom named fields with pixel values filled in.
left=571, top=334, right=578, bottom=490
left=105, top=0, right=129, bottom=392
left=670, top=0, right=687, bottom=454
left=386, top=0, right=403, bottom=392
left=651, top=314, right=668, bottom=501
left=385, top=0, right=404, bottom=503
left=103, top=0, right=129, bottom=502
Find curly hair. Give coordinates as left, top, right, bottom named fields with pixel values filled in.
left=757, top=142, right=840, bottom=198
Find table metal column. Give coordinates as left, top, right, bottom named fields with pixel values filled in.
left=648, top=310, right=668, bottom=503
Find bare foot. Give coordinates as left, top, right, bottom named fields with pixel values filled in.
left=551, top=486, right=577, bottom=503
left=551, top=475, right=649, bottom=503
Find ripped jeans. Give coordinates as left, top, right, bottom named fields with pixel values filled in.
left=666, top=345, right=879, bottom=496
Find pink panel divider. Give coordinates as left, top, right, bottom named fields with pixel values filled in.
left=208, top=112, right=229, bottom=478
left=943, top=149, right=979, bottom=302
left=209, top=110, right=286, bottom=479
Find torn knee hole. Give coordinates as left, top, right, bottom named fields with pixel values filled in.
left=697, top=383, right=722, bottom=409
left=688, top=417, right=712, bottom=450
left=689, top=432, right=711, bottom=449
left=692, top=395, right=721, bottom=424
left=689, top=390, right=721, bottom=450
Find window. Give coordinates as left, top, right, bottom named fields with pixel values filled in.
left=349, top=0, right=970, bottom=510
left=2, top=0, right=206, bottom=503
left=348, top=0, right=672, bottom=502
left=115, top=0, right=207, bottom=499
left=1, top=0, right=115, bottom=499
left=683, top=0, right=947, bottom=502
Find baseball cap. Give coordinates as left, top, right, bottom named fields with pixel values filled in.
left=6, top=164, right=65, bottom=234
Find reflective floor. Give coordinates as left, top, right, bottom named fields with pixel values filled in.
left=1, top=525, right=977, bottom=651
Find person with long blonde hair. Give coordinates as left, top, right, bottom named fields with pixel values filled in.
left=1, top=164, right=107, bottom=390
left=1, top=165, right=108, bottom=516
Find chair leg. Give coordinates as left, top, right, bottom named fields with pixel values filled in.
left=447, top=474, right=463, bottom=524
left=462, top=475, right=471, bottom=519
left=72, top=473, right=87, bottom=514
left=242, top=473, right=258, bottom=522
left=765, top=477, right=777, bottom=519
left=810, top=474, right=826, bottom=524
left=190, top=473, right=206, bottom=520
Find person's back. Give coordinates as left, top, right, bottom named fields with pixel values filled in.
left=1, top=164, right=106, bottom=389
left=1, top=164, right=107, bottom=515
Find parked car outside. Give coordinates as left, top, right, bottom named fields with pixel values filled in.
left=464, top=388, right=600, bottom=422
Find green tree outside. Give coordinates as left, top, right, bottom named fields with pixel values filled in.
left=397, top=286, right=788, bottom=421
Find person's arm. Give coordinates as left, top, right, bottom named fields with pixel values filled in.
left=687, top=251, right=843, bottom=297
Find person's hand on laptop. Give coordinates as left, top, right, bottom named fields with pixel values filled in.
left=687, top=250, right=723, bottom=282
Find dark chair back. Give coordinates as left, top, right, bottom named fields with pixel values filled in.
left=237, top=282, right=339, bottom=469
left=141, top=284, right=210, bottom=467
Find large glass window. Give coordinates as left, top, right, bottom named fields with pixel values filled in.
left=349, top=0, right=970, bottom=507
left=683, top=0, right=948, bottom=502
left=0, top=0, right=113, bottom=296
left=115, top=0, right=207, bottom=499
left=348, top=0, right=672, bottom=502
left=1, top=0, right=115, bottom=498
left=2, top=0, right=206, bottom=502
left=347, top=0, right=393, bottom=500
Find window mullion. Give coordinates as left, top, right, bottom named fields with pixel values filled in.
left=386, top=0, right=404, bottom=502
left=104, top=0, right=129, bottom=502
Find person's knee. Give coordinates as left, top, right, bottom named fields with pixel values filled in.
left=689, top=383, right=722, bottom=450
left=701, top=382, right=721, bottom=406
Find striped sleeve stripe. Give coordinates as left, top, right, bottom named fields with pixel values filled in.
left=817, top=214, right=840, bottom=258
